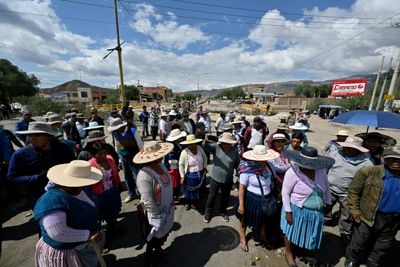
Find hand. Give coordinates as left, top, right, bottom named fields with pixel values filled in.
left=352, top=213, right=361, bottom=224
left=203, top=168, right=208, bottom=174
left=89, top=231, right=102, bottom=243
left=180, top=177, right=185, bottom=184
left=285, top=212, right=293, bottom=225
left=205, top=134, right=209, bottom=141
left=237, top=205, right=245, bottom=215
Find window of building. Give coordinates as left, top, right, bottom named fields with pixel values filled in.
left=80, top=91, right=88, bottom=98
left=72, top=93, right=78, bottom=97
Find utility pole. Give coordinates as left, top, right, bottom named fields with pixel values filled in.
left=384, top=52, right=400, bottom=111
left=368, top=56, right=385, bottom=110
left=376, top=57, right=393, bottom=111
left=113, top=0, right=126, bottom=104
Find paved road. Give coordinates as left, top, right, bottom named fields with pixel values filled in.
left=1, top=109, right=400, bottom=267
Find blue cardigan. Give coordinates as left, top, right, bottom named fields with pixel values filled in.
left=34, top=188, right=100, bottom=249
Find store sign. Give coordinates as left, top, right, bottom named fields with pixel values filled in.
left=331, top=79, right=368, bottom=97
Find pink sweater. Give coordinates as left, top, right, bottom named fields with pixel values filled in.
left=282, top=166, right=331, bottom=212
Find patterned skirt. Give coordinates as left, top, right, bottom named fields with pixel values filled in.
left=181, top=171, right=204, bottom=200
left=35, top=238, right=83, bottom=267
left=280, top=203, right=324, bottom=250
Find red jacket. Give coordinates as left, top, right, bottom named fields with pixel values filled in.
left=88, top=155, right=121, bottom=195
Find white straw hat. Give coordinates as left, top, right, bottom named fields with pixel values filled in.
left=84, top=121, right=105, bottom=131
left=242, top=145, right=277, bottom=161
left=47, top=160, right=102, bottom=187
left=332, top=129, right=349, bottom=136
left=107, top=118, right=127, bottom=132
left=166, top=129, right=187, bottom=142
left=218, top=132, right=238, bottom=144
left=289, top=122, right=308, bottom=130
left=15, top=121, right=55, bottom=136
left=338, top=136, right=369, bottom=153
left=180, top=134, right=203, bottom=145
left=133, top=141, right=174, bottom=164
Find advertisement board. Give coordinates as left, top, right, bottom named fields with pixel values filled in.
left=331, top=79, right=368, bottom=97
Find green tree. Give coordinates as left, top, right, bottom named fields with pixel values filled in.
left=125, top=84, right=139, bottom=100
left=0, top=59, right=40, bottom=103
left=104, top=89, right=120, bottom=104
left=182, top=93, right=197, bottom=101
left=217, top=86, right=245, bottom=101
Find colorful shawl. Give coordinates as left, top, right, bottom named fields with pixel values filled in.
left=238, top=159, right=272, bottom=181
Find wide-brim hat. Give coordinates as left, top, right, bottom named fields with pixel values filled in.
left=160, top=112, right=168, bottom=117
left=277, top=123, right=288, bottom=130
left=133, top=141, right=174, bottom=164
left=180, top=134, right=203, bottom=145
left=338, top=136, right=369, bottom=153
left=182, top=110, right=190, bottom=116
left=382, top=146, right=400, bottom=159
left=231, top=120, right=243, bottom=125
left=169, top=110, right=177, bottom=116
left=271, top=133, right=287, bottom=141
left=166, top=129, right=187, bottom=142
left=47, top=160, right=102, bottom=187
left=15, top=121, right=55, bottom=136
left=218, top=132, right=238, bottom=144
left=332, top=129, right=349, bottom=137
left=76, top=113, right=86, bottom=119
left=84, top=130, right=107, bottom=143
left=47, top=114, right=63, bottom=125
left=107, top=118, right=127, bottom=132
left=286, top=147, right=335, bottom=170
left=242, top=145, right=277, bottom=161
left=84, top=121, right=105, bottom=131
left=355, top=132, right=397, bottom=147
left=223, top=123, right=233, bottom=131
left=289, top=122, right=308, bottom=130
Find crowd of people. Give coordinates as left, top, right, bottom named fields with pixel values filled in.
left=0, top=103, right=399, bottom=267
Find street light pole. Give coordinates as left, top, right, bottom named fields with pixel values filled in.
left=113, top=0, right=126, bottom=104
left=384, top=52, right=400, bottom=111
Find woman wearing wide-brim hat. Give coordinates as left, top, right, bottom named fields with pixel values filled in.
left=280, top=147, right=334, bottom=266
left=178, top=134, right=207, bottom=210
left=133, top=141, right=175, bottom=267
left=356, top=132, right=397, bottom=165
left=236, top=145, right=278, bottom=252
left=165, top=129, right=187, bottom=203
left=34, top=160, right=104, bottom=267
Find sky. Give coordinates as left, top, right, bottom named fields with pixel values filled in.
left=1, top=0, right=400, bottom=91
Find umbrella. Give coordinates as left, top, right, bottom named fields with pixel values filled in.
left=330, top=110, right=400, bottom=133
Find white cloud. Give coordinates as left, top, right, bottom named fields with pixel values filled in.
left=130, top=3, right=209, bottom=50
left=0, top=0, right=399, bottom=91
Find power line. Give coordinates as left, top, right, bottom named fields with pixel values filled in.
left=59, top=0, right=393, bottom=30
left=119, top=0, right=386, bottom=25
left=170, top=0, right=387, bottom=20
left=295, top=12, right=400, bottom=68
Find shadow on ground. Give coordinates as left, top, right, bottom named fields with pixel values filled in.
left=104, top=225, right=240, bottom=267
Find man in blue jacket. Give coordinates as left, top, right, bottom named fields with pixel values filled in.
left=7, top=122, right=75, bottom=207
left=15, top=111, right=34, bottom=143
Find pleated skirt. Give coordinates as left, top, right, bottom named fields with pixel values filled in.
left=35, top=238, right=83, bottom=267
left=280, top=203, right=324, bottom=250
left=181, top=171, right=204, bottom=200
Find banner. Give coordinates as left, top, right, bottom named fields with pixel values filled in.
left=331, top=79, right=368, bottom=97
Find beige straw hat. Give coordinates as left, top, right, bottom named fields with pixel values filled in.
left=47, top=115, right=63, bottom=125
left=107, top=118, right=127, bottom=132
left=332, top=129, right=349, bottom=136
left=15, top=121, right=55, bottom=136
left=242, top=145, right=278, bottom=161
left=166, top=129, right=187, bottom=142
left=218, top=132, right=238, bottom=144
left=338, top=136, right=369, bottom=153
left=223, top=123, right=233, bottom=131
left=133, top=141, right=174, bottom=164
left=47, top=160, right=102, bottom=187
left=180, top=134, right=203, bottom=145
left=84, top=130, right=107, bottom=143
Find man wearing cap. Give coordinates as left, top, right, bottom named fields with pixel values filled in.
left=181, top=110, right=196, bottom=135
left=7, top=122, right=75, bottom=207
left=61, top=112, right=81, bottom=145
left=346, top=146, right=400, bottom=267
left=215, top=112, right=226, bottom=137
left=243, top=116, right=268, bottom=151
left=108, top=118, right=143, bottom=203
left=89, top=107, right=104, bottom=125
left=15, top=111, right=35, bottom=143
left=324, top=129, right=349, bottom=154
left=327, top=136, right=373, bottom=244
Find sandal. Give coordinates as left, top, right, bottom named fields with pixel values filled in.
left=239, top=240, right=249, bottom=252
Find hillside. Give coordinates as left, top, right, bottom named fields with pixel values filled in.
left=194, top=74, right=377, bottom=97
left=41, top=80, right=114, bottom=93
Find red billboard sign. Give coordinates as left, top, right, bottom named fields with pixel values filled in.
left=331, top=79, right=368, bottom=97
